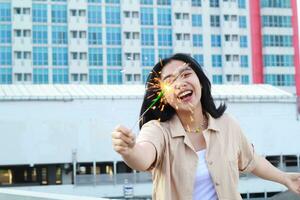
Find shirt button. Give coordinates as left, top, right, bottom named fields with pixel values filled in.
left=215, top=182, right=220, bottom=186
left=208, top=161, right=213, bottom=165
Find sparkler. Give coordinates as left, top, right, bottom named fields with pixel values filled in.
left=130, top=77, right=173, bottom=131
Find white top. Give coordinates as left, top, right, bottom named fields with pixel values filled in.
left=193, top=149, right=218, bottom=200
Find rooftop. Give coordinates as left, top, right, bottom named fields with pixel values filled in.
left=0, top=84, right=295, bottom=102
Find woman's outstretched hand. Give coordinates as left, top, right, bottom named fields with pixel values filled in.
left=284, top=172, right=300, bottom=195
left=112, top=125, right=136, bottom=156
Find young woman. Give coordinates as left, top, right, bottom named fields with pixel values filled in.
left=112, top=53, right=300, bottom=200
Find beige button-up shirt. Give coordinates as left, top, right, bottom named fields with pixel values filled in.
left=136, top=112, right=259, bottom=200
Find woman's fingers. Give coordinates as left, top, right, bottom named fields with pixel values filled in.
left=112, top=125, right=136, bottom=155
left=112, top=131, right=134, bottom=145
left=113, top=145, right=129, bottom=154
left=115, top=125, right=131, bottom=136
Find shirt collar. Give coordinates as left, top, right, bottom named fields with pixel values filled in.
left=169, top=112, right=220, bottom=138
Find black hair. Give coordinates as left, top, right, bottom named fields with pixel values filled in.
left=139, top=53, right=226, bottom=129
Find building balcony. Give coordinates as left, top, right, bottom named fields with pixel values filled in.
left=13, top=37, right=32, bottom=47
left=122, top=18, right=140, bottom=31
left=13, top=60, right=32, bottom=73
left=123, top=39, right=140, bottom=51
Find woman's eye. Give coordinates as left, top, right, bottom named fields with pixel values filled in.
left=182, top=73, right=191, bottom=78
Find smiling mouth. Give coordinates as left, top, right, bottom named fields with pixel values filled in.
left=177, top=90, right=193, bottom=101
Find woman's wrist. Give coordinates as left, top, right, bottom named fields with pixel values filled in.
left=282, top=172, right=291, bottom=187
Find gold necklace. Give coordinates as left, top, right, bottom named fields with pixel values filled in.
left=184, top=115, right=207, bottom=133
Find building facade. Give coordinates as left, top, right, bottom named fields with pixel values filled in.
left=0, top=0, right=299, bottom=94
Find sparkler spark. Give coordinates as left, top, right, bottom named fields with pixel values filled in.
left=130, top=71, right=174, bottom=131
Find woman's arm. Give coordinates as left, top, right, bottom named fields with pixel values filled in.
left=121, top=142, right=157, bottom=171
left=251, top=155, right=300, bottom=195
left=112, top=125, right=157, bottom=171
left=251, top=155, right=287, bottom=184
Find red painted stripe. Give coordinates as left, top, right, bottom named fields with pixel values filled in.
left=250, top=0, right=263, bottom=83
left=291, top=0, right=300, bottom=96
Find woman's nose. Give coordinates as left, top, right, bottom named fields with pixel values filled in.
left=174, top=81, right=187, bottom=90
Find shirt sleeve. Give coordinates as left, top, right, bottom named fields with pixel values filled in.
left=237, top=125, right=259, bottom=173
left=136, top=120, right=165, bottom=170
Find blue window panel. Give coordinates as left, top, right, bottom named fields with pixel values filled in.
left=210, top=15, right=220, bottom=27
left=157, top=8, right=172, bottom=26
left=140, top=8, right=153, bottom=25
left=52, top=47, right=68, bottom=66
left=211, top=34, right=221, bottom=47
left=0, top=68, right=12, bottom=84
left=89, top=48, right=103, bottom=66
left=106, top=0, right=120, bottom=3
left=240, top=55, right=248, bottom=67
left=0, top=47, right=11, bottom=65
left=193, top=54, right=204, bottom=66
left=88, top=0, right=102, bottom=2
left=89, top=69, right=103, bottom=84
left=240, top=35, right=247, bottom=48
left=264, top=74, right=294, bottom=86
left=52, top=0, right=67, bottom=2
left=157, top=0, right=171, bottom=5
left=53, top=68, right=69, bottom=84
left=158, top=49, right=172, bottom=59
left=241, top=75, right=249, bottom=84
left=51, top=4, right=67, bottom=23
left=192, top=0, right=201, bottom=7
left=158, top=28, right=172, bottom=46
left=33, top=47, right=48, bottom=66
left=263, top=55, right=294, bottom=67
left=106, top=6, right=120, bottom=24
left=52, top=26, right=68, bottom=44
left=88, top=6, right=101, bottom=24
left=264, top=35, right=269, bottom=46
left=33, top=68, right=49, bottom=84
left=106, top=27, right=121, bottom=45
left=33, top=25, right=48, bottom=44
left=0, top=24, right=11, bottom=44
left=210, top=0, right=219, bottom=7
left=193, top=34, right=203, bottom=47
left=0, top=3, right=11, bottom=22
left=107, top=69, right=122, bottom=84
left=261, top=0, right=290, bottom=8
left=212, top=55, right=222, bottom=67
left=107, top=48, right=122, bottom=66
left=238, top=0, right=246, bottom=8
left=142, top=48, right=155, bottom=66
left=33, top=4, right=47, bottom=23
left=142, top=68, right=151, bottom=83
left=88, top=27, right=102, bottom=45
left=262, top=16, right=291, bottom=27
left=263, top=35, right=292, bottom=47
left=239, top=16, right=247, bottom=28
left=141, top=28, right=154, bottom=46
left=192, top=14, right=202, bottom=27
left=212, top=75, right=222, bottom=84
left=140, top=0, right=153, bottom=5
left=283, top=35, right=293, bottom=47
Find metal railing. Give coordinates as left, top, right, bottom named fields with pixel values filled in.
left=240, top=165, right=300, bottom=179
left=75, top=165, right=300, bottom=185
left=75, top=172, right=152, bottom=186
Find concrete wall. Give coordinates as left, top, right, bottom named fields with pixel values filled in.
left=0, top=97, right=299, bottom=166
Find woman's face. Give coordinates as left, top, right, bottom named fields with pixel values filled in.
left=160, top=60, right=202, bottom=112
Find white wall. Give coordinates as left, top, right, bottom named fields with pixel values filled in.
left=0, top=98, right=299, bottom=166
